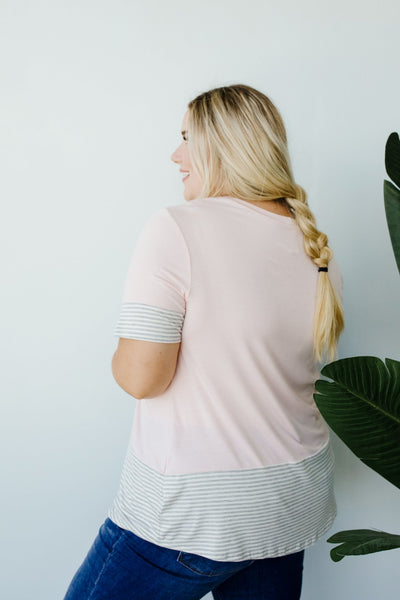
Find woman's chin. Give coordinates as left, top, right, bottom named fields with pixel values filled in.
left=183, top=181, right=202, bottom=201
left=183, top=189, right=195, bottom=201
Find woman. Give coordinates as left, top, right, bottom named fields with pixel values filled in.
left=63, top=83, right=344, bottom=600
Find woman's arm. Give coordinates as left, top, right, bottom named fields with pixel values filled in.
left=111, top=338, right=181, bottom=399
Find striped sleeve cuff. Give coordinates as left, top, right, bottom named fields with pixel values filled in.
left=114, top=302, right=185, bottom=343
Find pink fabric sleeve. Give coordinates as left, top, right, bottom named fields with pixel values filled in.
left=114, top=207, right=191, bottom=342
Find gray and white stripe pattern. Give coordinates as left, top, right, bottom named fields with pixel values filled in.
left=114, top=302, right=185, bottom=342
left=108, top=442, right=336, bottom=561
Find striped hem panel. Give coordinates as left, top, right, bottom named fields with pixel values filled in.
left=107, top=442, right=337, bottom=562
left=114, top=302, right=185, bottom=342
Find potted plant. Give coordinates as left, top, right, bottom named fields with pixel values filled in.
left=313, top=132, right=400, bottom=562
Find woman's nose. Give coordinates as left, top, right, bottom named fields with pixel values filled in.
left=171, top=144, right=182, bottom=164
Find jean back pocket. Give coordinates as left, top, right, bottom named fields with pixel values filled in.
left=177, top=551, right=254, bottom=578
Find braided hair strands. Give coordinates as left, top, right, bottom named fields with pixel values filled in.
left=286, top=185, right=344, bottom=361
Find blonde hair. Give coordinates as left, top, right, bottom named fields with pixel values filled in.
left=187, top=83, right=344, bottom=362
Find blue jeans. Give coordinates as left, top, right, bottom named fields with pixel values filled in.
left=63, top=518, right=304, bottom=599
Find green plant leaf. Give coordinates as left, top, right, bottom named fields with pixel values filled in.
left=384, top=179, right=400, bottom=276
left=314, top=356, right=400, bottom=489
left=385, top=132, right=400, bottom=189
left=327, top=529, right=400, bottom=562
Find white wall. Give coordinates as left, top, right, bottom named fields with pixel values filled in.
left=2, top=1, right=400, bottom=598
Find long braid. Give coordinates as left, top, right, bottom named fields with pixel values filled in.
left=286, top=185, right=344, bottom=362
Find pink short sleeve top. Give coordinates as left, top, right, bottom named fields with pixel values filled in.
left=108, top=195, right=344, bottom=561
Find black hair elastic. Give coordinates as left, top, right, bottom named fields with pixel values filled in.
left=318, top=267, right=328, bottom=272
